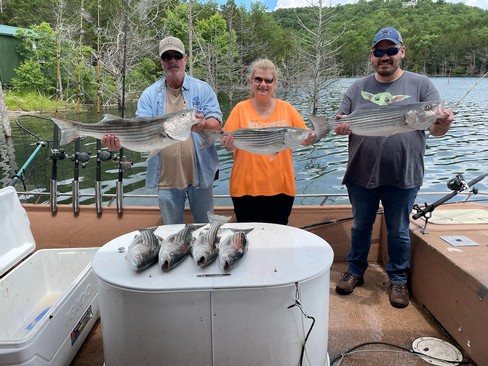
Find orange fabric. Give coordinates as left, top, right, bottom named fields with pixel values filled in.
left=223, top=99, right=307, bottom=197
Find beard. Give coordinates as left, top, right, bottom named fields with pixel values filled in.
left=374, top=59, right=400, bottom=77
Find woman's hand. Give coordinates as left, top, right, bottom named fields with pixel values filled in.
left=101, top=134, right=121, bottom=150
left=220, top=134, right=235, bottom=151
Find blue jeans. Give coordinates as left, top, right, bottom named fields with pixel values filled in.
left=157, top=185, right=214, bottom=224
left=346, top=183, right=420, bottom=284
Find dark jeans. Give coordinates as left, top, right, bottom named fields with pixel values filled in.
left=231, top=194, right=294, bottom=225
left=346, top=183, right=420, bottom=284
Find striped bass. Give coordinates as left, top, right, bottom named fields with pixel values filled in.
left=199, top=115, right=330, bottom=155
left=126, top=228, right=163, bottom=271
left=51, top=109, right=199, bottom=157
left=191, top=212, right=232, bottom=268
left=309, top=101, right=448, bottom=137
left=218, top=228, right=253, bottom=271
left=158, top=224, right=204, bottom=272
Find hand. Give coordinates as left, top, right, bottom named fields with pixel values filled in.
left=429, top=107, right=454, bottom=136
left=101, top=134, right=121, bottom=150
left=335, top=115, right=351, bottom=135
left=220, top=134, right=235, bottom=151
left=192, top=113, right=206, bottom=132
left=302, top=130, right=316, bottom=146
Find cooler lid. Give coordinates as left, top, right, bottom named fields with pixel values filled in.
left=0, top=186, right=36, bottom=276
left=92, top=222, right=334, bottom=292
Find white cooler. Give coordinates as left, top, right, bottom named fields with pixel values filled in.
left=0, top=186, right=100, bottom=366
left=93, top=222, right=334, bottom=366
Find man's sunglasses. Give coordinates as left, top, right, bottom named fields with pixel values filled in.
left=372, top=47, right=401, bottom=58
left=161, top=53, right=184, bottom=61
left=253, top=77, right=274, bottom=84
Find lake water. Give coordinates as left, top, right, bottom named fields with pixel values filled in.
left=2, top=77, right=488, bottom=207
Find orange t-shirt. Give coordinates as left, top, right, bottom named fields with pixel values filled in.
left=222, top=99, right=307, bottom=197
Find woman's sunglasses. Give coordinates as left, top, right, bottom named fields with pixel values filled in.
left=253, top=77, right=274, bottom=84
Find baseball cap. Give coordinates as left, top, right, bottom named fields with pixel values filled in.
left=159, top=36, right=185, bottom=57
left=372, top=27, right=403, bottom=48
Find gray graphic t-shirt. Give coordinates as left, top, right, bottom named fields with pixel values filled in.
left=337, top=71, right=440, bottom=189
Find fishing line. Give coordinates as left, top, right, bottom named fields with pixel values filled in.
left=451, top=71, right=488, bottom=111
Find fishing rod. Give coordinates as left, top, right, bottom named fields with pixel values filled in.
left=450, top=71, right=488, bottom=111
left=7, top=141, right=48, bottom=187
left=412, top=172, right=488, bottom=221
left=72, top=0, right=85, bottom=214
left=115, top=0, right=130, bottom=215
left=300, top=210, right=384, bottom=231
left=95, top=0, right=103, bottom=214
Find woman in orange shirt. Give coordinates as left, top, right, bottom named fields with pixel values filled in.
left=221, top=58, right=315, bottom=225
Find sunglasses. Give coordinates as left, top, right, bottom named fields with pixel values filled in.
left=253, top=77, right=274, bottom=84
left=161, top=53, right=184, bottom=61
left=372, top=47, right=401, bottom=58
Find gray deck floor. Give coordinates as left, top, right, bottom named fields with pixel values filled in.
left=72, top=262, right=473, bottom=366
left=328, top=262, right=472, bottom=365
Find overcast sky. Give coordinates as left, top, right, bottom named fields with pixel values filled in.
left=216, top=0, right=488, bottom=11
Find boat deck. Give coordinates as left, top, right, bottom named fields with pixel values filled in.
left=20, top=202, right=485, bottom=366
left=70, top=262, right=468, bottom=366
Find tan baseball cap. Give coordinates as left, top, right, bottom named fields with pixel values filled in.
left=159, top=36, right=185, bottom=57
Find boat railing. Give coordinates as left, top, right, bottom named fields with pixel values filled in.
left=14, top=189, right=488, bottom=207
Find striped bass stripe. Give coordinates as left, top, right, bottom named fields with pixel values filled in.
left=140, top=229, right=159, bottom=247
left=343, top=109, right=411, bottom=128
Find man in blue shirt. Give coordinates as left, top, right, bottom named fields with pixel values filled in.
left=103, top=36, right=222, bottom=224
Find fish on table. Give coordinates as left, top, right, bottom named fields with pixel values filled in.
left=198, top=114, right=330, bottom=156
left=158, top=224, right=204, bottom=272
left=51, top=109, right=200, bottom=158
left=191, top=212, right=232, bottom=268
left=218, top=228, right=253, bottom=271
left=309, top=101, right=448, bottom=137
left=126, top=227, right=164, bottom=271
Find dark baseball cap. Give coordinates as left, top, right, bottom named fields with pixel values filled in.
left=372, top=27, right=403, bottom=48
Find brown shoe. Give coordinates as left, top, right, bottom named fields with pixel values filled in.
left=388, top=283, right=409, bottom=308
left=336, top=271, right=364, bottom=295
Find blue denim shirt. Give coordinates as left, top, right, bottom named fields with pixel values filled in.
left=137, top=74, right=222, bottom=190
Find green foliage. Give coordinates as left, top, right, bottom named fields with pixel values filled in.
left=3, top=90, right=71, bottom=112
left=4, top=0, right=488, bottom=110
left=11, top=59, right=47, bottom=93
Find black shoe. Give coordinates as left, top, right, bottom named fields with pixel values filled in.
left=388, top=283, right=409, bottom=308
left=335, top=271, right=364, bottom=295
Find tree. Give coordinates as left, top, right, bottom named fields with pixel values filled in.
left=294, top=0, right=342, bottom=115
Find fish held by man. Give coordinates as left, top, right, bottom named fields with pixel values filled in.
left=199, top=115, right=330, bottom=155
left=51, top=109, right=200, bottom=158
left=126, top=227, right=164, bottom=271
left=218, top=228, right=254, bottom=271
left=309, top=101, right=448, bottom=137
left=158, top=224, right=204, bottom=272
left=191, top=212, right=232, bottom=268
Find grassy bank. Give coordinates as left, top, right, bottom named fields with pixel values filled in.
left=4, top=91, right=74, bottom=113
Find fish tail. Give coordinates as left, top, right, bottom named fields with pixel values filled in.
left=309, top=115, right=332, bottom=142
left=207, top=211, right=232, bottom=224
left=199, top=129, right=220, bottom=150
left=51, top=118, right=80, bottom=145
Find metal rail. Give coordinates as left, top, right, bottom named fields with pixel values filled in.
left=13, top=190, right=488, bottom=207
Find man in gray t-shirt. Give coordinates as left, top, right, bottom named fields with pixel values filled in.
left=334, top=27, right=454, bottom=309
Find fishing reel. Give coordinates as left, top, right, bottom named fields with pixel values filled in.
left=72, top=151, right=92, bottom=168
left=97, top=150, right=114, bottom=162
left=447, top=173, right=471, bottom=192
left=50, top=148, right=67, bottom=161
